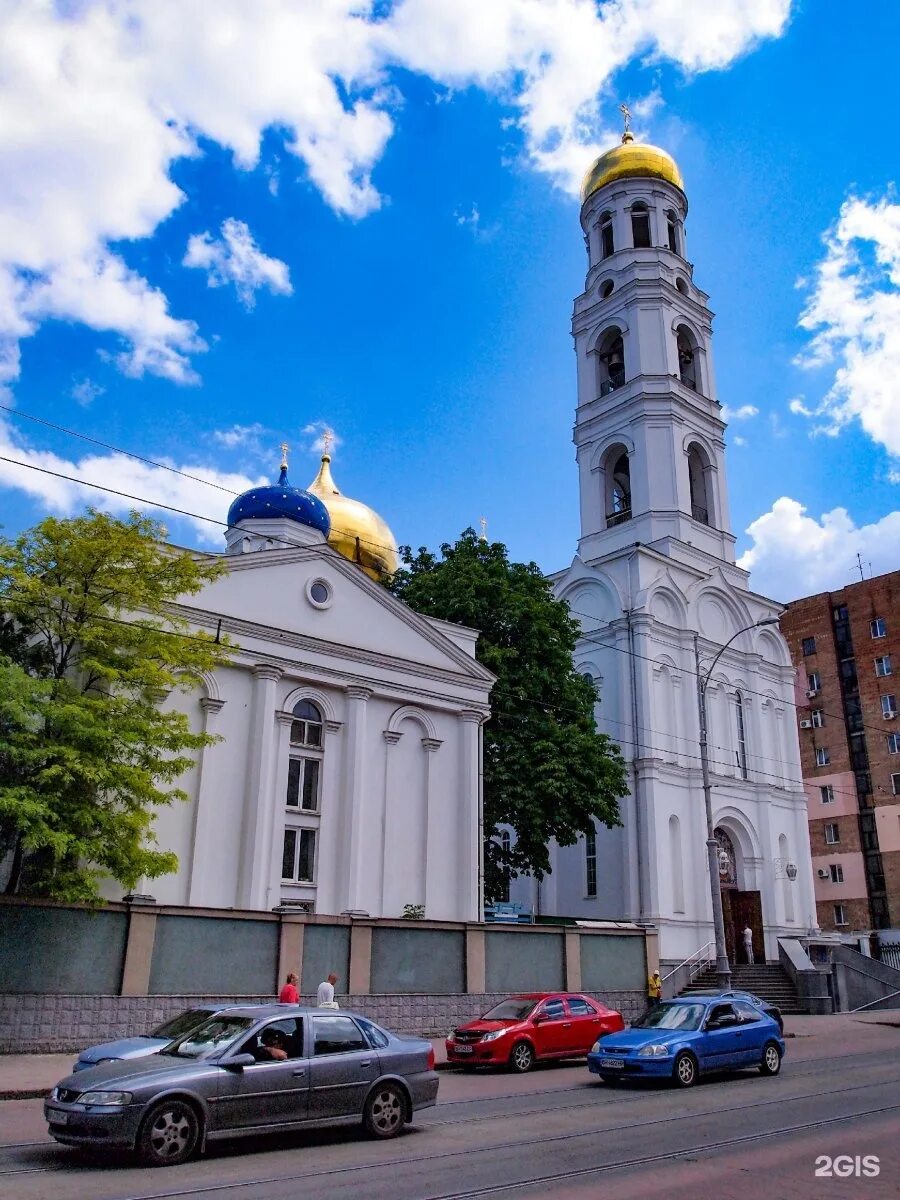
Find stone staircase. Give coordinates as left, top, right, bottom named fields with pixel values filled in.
left=682, top=963, right=803, bottom=1013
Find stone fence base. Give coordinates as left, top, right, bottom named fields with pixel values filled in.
left=0, top=990, right=645, bottom=1054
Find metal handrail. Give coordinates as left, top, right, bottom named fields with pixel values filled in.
left=662, top=940, right=715, bottom=983
left=851, top=987, right=900, bottom=1012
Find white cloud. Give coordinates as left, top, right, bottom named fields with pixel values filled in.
left=738, top=496, right=900, bottom=601
left=0, top=0, right=793, bottom=392
left=184, top=219, right=293, bottom=309
left=796, top=194, right=900, bottom=458
left=454, top=203, right=499, bottom=241
left=0, top=416, right=260, bottom=545
left=211, top=423, right=267, bottom=451
left=731, top=434, right=747, bottom=446
left=302, top=421, right=341, bottom=457
left=720, top=403, right=758, bottom=421
left=71, top=377, right=105, bottom=407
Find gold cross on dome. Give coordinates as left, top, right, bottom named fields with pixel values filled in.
left=322, top=428, right=334, bottom=456
left=619, top=102, right=632, bottom=135
left=279, top=441, right=289, bottom=469
left=479, top=516, right=488, bottom=542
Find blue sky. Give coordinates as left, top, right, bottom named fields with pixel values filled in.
left=2, top=1, right=900, bottom=602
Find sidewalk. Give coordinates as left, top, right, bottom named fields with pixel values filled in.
left=1, top=1013, right=896, bottom=1101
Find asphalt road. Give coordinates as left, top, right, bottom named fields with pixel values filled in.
left=1, top=1022, right=898, bottom=1200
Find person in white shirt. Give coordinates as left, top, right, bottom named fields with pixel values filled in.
left=742, top=926, right=755, bottom=965
left=317, top=972, right=339, bottom=1008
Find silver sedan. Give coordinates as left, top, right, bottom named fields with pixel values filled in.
left=44, top=1005, right=439, bottom=1166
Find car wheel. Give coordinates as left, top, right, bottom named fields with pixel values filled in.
left=509, top=1041, right=535, bottom=1073
left=673, top=1051, right=697, bottom=1088
left=137, top=1098, right=200, bottom=1167
left=759, top=1041, right=782, bottom=1076
left=363, top=1083, right=407, bottom=1139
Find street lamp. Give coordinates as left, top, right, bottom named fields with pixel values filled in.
left=693, top=616, right=779, bottom=989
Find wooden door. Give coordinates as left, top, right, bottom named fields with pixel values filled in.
left=732, top=891, right=765, bottom=964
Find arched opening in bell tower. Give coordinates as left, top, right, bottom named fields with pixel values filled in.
left=630, top=201, right=651, bottom=249
left=596, top=327, right=625, bottom=396
left=602, top=444, right=632, bottom=527
left=676, top=324, right=699, bottom=391
left=687, top=441, right=713, bottom=526
left=599, top=210, right=615, bottom=259
left=666, top=209, right=682, bottom=255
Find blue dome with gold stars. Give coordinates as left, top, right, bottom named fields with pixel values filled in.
left=228, top=461, right=331, bottom=537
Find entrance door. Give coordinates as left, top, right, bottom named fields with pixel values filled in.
left=732, top=891, right=765, bottom=964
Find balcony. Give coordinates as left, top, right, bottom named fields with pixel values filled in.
left=606, top=508, right=632, bottom=528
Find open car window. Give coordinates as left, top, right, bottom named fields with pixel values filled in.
left=237, top=1017, right=305, bottom=1062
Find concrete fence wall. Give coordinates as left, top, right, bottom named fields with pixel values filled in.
left=0, top=899, right=652, bottom=1052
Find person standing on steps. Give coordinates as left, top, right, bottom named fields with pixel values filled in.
left=743, top=925, right=755, bottom=965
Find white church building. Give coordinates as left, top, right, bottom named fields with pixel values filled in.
left=510, top=128, right=818, bottom=968
left=118, top=450, right=493, bottom=922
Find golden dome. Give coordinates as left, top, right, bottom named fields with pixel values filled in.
left=581, top=131, right=684, bottom=202
left=308, top=454, right=399, bottom=582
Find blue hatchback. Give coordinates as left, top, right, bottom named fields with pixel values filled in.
left=587, top=996, right=785, bottom=1088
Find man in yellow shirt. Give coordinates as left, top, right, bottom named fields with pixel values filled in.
left=647, top=970, right=662, bottom=1007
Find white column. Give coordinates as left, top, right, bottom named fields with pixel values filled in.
left=312, top=718, right=344, bottom=916
left=422, top=736, right=444, bottom=918
left=264, top=712, right=295, bottom=911
left=187, top=697, right=225, bottom=905
left=238, top=664, right=282, bottom=909
left=379, top=731, right=402, bottom=916
left=458, top=711, right=483, bottom=922
left=343, top=686, right=372, bottom=912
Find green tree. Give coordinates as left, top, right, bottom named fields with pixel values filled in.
left=0, top=510, right=232, bottom=900
left=388, top=529, right=627, bottom=901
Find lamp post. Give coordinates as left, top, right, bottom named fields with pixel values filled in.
left=694, top=617, right=779, bottom=989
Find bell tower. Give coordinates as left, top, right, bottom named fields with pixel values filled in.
left=572, top=119, right=737, bottom=568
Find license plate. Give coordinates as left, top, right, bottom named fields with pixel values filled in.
left=599, top=1057, right=624, bottom=1069
left=50, top=1111, right=69, bottom=1125
left=454, top=1045, right=474, bottom=1054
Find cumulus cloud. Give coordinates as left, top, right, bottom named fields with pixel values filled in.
left=0, top=0, right=793, bottom=392
left=0, top=416, right=260, bottom=545
left=211, top=423, right=268, bottom=452
left=795, top=194, right=900, bottom=458
left=184, top=219, right=292, bottom=309
left=71, top=377, right=105, bottom=407
left=720, top=403, right=758, bottom=421
left=738, top=496, right=900, bottom=601
left=303, top=421, right=341, bottom=457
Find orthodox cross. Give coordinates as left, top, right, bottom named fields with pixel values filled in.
left=479, top=516, right=488, bottom=542
left=279, top=441, right=290, bottom=470
left=322, top=428, right=334, bottom=457
left=619, top=102, right=632, bottom=135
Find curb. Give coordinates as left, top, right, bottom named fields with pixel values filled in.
left=0, top=1089, right=47, bottom=1101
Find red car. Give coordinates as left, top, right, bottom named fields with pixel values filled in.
left=446, top=992, right=626, bottom=1073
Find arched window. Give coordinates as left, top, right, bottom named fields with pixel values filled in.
left=666, top=209, right=681, bottom=254
left=676, top=325, right=699, bottom=391
left=687, top=442, right=711, bottom=526
left=498, top=830, right=511, bottom=903
left=282, top=698, right=326, bottom=898
left=734, top=691, right=748, bottom=779
left=599, top=210, right=615, bottom=259
left=631, top=202, right=651, bottom=249
left=715, top=828, right=737, bottom=888
left=603, top=445, right=632, bottom=528
left=290, top=700, right=323, bottom=748
left=597, top=327, right=625, bottom=396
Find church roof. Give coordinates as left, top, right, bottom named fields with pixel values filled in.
left=227, top=460, right=331, bottom=537
left=308, top=452, right=399, bottom=582
left=581, top=131, right=684, bottom=202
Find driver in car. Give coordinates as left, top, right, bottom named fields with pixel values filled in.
left=254, top=1028, right=289, bottom=1062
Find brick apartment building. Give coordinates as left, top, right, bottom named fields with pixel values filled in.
left=781, top=571, right=900, bottom=933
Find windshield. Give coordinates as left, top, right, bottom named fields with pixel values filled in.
left=632, top=1003, right=704, bottom=1031
left=481, top=999, right=536, bottom=1021
left=163, top=1015, right=255, bottom=1058
left=152, top=1008, right=216, bottom=1040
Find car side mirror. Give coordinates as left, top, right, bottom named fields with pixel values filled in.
left=532, top=1013, right=547, bottom=1025
left=223, top=1053, right=256, bottom=1070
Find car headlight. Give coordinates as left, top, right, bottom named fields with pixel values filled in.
left=590, top=1040, right=602, bottom=1053
left=77, top=1090, right=133, bottom=1106
left=637, top=1044, right=670, bottom=1058
left=480, top=1030, right=505, bottom=1042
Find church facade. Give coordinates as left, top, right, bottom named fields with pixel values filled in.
left=116, top=451, right=493, bottom=922
left=511, top=129, right=818, bottom=967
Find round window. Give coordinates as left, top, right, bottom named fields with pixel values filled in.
left=676, top=277, right=689, bottom=295
left=600, top=279, right=614, bottom=299
left=306, top=579, right=332, bottom=608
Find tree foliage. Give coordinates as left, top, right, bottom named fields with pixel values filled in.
left=388, top=529, right=627, bottom=900
left=0, top=510, right=232, bottom=901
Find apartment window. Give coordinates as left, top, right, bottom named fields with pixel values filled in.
left=801, top=636, right=816, bottom=656
left=585, top=827, right=597, bottom=898
left=820, top=784, right=835, bottom=804
left=887, top=732, right=900, bottom=754
left=834, top=605, right=849, bottom=622
left=811, top=709, right=824, bottom=728
left=883, top=695, right=898, bottom=718
left=286, top=758, right=320, bottom=811
left=807, top=671, right=821, bottom=693
left=829, top=864, right=844, bottom=884
left=824, top=823, right=840, bottom=845
left=871, top=617, right=887, bottom=639
left=282, top=828, right=316, bottom=882
left=815, top=747, right=830, bottom=767
left=875, top=655, right=892, bottom=677
left=833, top=904, right=848, bottom=927
left=892, top=773, right=900, bottom=796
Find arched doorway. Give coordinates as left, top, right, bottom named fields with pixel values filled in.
left=715, top=827, right=765, bottom=964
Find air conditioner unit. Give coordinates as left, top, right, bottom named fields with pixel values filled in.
left=799, top=719, right=813, bottom=729
left=817, top=868, right=829, bottom=879
left=884, top=712, right=897, bottom=720
left=806, top=689, right=819, bottom=698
